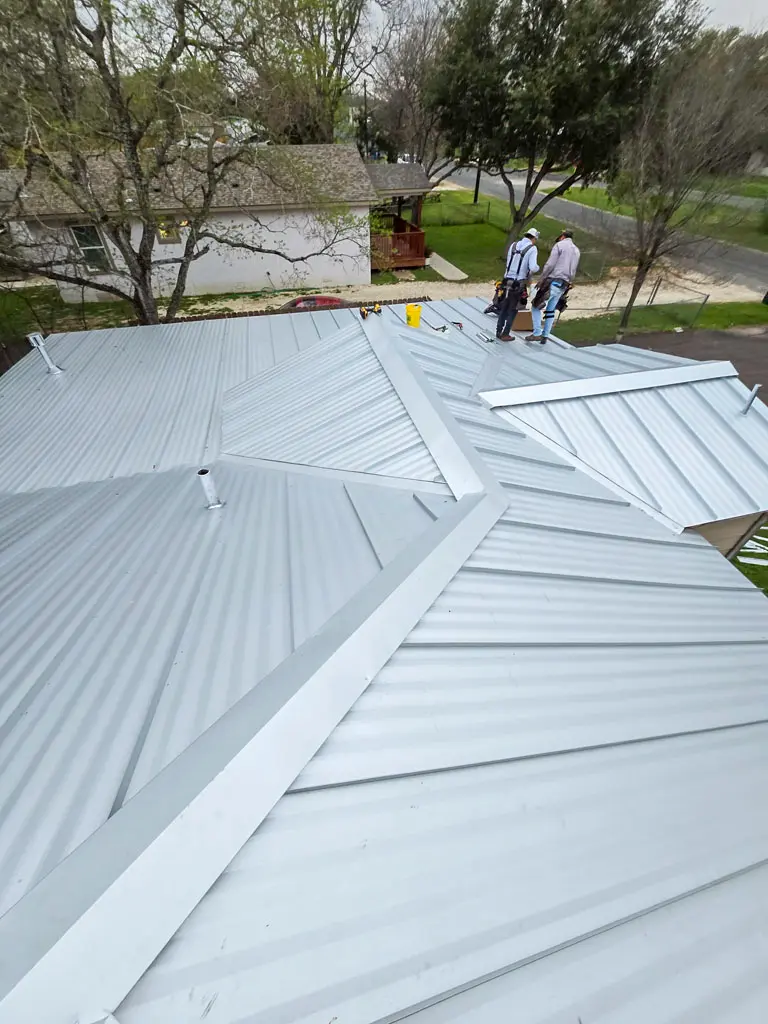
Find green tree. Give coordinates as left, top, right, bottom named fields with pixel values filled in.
left=430, top=0, right=701, bottom=239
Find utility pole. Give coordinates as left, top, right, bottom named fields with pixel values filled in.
left=473, top=163, right=481, bottom=204
left=363, top=81, right=369, bottom=158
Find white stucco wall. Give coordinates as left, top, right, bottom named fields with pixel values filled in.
left=22, top=207, right=371, bottom=304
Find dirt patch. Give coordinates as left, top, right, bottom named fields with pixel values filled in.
left=171, top=266, right=763, bottom=323
left=559, top=265, right=763, bottom=321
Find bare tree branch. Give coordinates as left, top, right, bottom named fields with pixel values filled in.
left=613, top=30, right=768, bottom=330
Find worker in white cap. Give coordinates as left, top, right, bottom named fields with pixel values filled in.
left=496, top=227, right=540, bottom=341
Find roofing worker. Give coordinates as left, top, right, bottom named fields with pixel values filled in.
left=527, top=229, right=580, bottom=343
left=496, top=228, right=540, bottom=341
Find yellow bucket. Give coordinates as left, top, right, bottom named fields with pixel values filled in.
left=405, top=303, right=422, bottom=328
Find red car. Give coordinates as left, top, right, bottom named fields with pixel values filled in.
left=279, top=295, right=346, bottom=311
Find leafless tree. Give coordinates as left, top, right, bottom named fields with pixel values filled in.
left=371, top=0, right=456, bottom=180
left=0, top=0, right=367, bottom=324
left=615, top=31, right=768, bottom=330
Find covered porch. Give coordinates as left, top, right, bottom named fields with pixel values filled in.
left=370, top=213, right=426, bottom=270
left=366, top=163, right=432, bottom=270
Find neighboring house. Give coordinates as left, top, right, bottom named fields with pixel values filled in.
left=0, top=145, right=378, bottom=302
left=1, top=299, right=768, bottom=1023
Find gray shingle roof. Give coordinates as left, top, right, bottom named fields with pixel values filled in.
left=0, top=144, right=378, bottom=218
left=366, top=161, right=433, bottom=195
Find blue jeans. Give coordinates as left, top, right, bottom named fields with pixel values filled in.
left=531, top=279, right=567, bottom=338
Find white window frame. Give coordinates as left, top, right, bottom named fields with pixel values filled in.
left=70, top=224, right=112, bottom=273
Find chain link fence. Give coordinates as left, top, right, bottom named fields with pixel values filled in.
left=555, top=272, right=711, bottom=332
left=421, top=195, right=607, bottom=283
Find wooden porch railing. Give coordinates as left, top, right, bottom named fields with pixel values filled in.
left=371, top=215, right=426, bottom=270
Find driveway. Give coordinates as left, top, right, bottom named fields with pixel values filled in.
left=448, top=170, right=768, bottom=294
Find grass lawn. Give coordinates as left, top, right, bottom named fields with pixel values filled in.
left=724, top=176, right=768, bottom=201
left=421, top=187, right=621, bottom=282
left=0, top=268, right=443, bottom=346
left=735, top=522, right=768, bottom=595
left=423, top=223, right=511, bottom=282
left=556, top=186, right=768, bottom=254
left=2, top=275, right=405, bottom=340
left=739, top=558, right=768, bottom=595
left=370, top=267, right=443, bottom=286
left=0, top=285, right=136, bottom=337
left=556, top=300, right=768, bottom=344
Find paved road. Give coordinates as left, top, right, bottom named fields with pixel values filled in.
left=453, top=168, right=764, bottom=212
left=449, top=169, right=768, bottom=294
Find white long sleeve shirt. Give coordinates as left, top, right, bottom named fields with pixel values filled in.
left=504, top=238, right=539, bottom=281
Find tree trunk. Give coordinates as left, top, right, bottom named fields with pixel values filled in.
left=164, top=266, right=192, bottom=323
left=507, top=209, right=526, bottom=245
left=619, top=261, right=651, bottom=330
left=131, top=279, right=160, bottom=325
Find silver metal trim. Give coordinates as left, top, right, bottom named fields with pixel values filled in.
left=479, top=360, right=738, bottom=409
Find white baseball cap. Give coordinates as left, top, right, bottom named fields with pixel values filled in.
left=525, top=227, right=540, bottom=239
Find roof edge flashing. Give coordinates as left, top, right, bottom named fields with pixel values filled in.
left=0, top=487, right=506, bottom=1024
left=362, top=319, right=507, bottom=502
left=479, top=360, right=738, bottom=410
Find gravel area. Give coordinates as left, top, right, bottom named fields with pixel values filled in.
left=181, top=265, right=764, bottom=320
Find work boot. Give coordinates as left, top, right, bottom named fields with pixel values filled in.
left=498, top=334, right=514, bottom=342
left=524, top=333, right=542, bottom=342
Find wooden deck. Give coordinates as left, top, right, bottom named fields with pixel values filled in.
left=371, top=215, right=426, bottom=270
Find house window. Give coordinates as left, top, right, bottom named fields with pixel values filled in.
left=70, top=225, right=111, bottom=273
left=156, top=218, right=181, bottom=244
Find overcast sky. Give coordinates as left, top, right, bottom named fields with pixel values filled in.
left=705, top=0, right=766, bottom=30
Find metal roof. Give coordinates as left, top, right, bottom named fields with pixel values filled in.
left=222, top=322, right=443, bottom=482
left=406, top=860, right=768, bottom=1023
left=487, top=357, right=768, bottom=528
left=0, top=298, right=513, bottom=494
left=0, top=461, right=441, bottom=916
left=480, top=359, right=737, bottom=407
left=463, top=340, right=768, bottom=530
left=1, top=306, right=767, bottom=1024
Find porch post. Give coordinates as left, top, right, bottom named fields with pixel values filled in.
left=414, top=194, right=424, bottom=228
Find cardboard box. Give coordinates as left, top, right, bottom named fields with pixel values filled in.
left=512, top=310, right=533, bottom=331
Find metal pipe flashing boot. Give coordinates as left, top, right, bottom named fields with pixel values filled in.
left=198, top=468, right=224, bottom=509
left=27, top=333, right=63, bottom=374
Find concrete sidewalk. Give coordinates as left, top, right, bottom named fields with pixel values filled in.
left=428, top=253, right=468, bottom=282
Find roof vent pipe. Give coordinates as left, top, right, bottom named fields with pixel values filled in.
left=27, top=332, right=63, bottom=375
left=198, top=468, right=224, bottom=509
left=741, top=383, right=761, bottom=415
